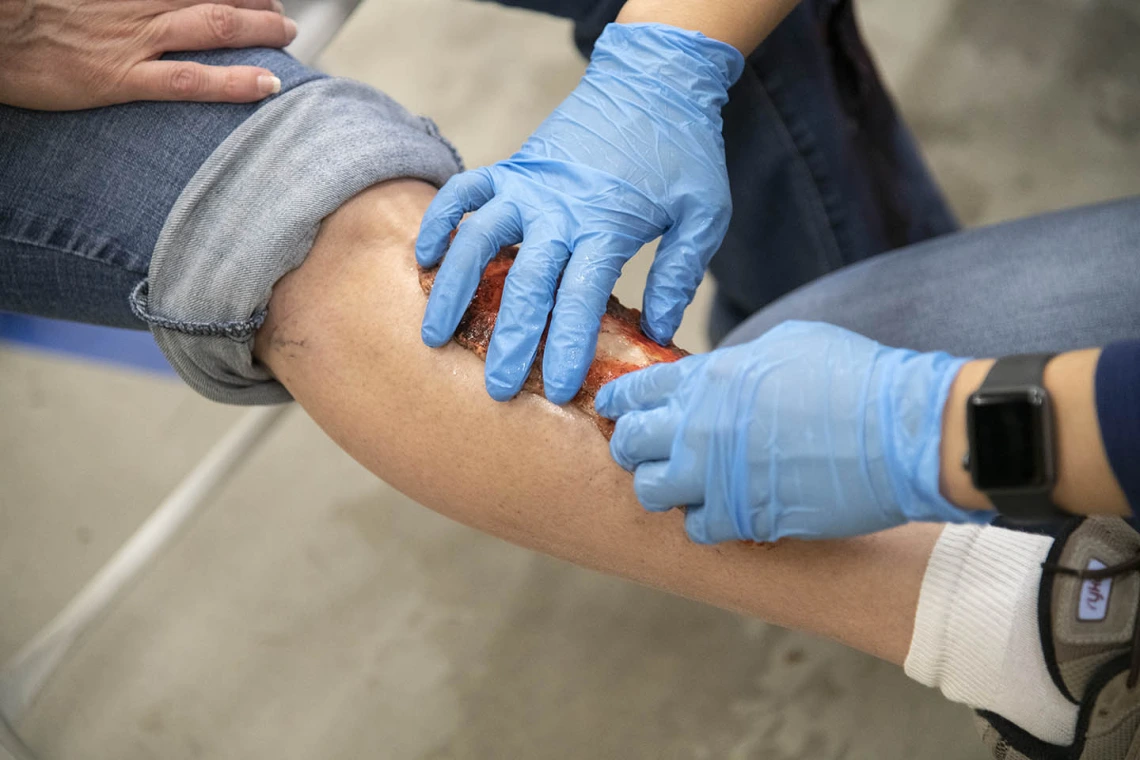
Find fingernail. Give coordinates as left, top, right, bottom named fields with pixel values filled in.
left=258, top=75, right=281, bottom=95
left=283, top=17, right=298, bottom=38
left=271, top=0, right=284, bottom=12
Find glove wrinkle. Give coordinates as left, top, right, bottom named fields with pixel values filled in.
left=418, top=22, right=744, bottom=400
left=599, top=321, right=991, bottom=544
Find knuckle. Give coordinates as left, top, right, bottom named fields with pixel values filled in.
left=205, top=4, right=240, bottom=42
left=461, top=217, right=502, bottom=248
left=506, top=258, right=555, bottom=292
left=219, top=70, right=246, bottom=99
left=167, top=64, right=206, bottom=97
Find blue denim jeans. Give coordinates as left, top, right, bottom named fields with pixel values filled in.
left=0, top=48, right=462, bottom=403
left=0, top=50, right=323, bottom=329
left=722, top=197, right=1140, bottom=355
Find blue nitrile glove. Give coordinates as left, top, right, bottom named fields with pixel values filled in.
left=416, top=23, right=746, bottom=405
left=595, top=321, right=995, bottom=544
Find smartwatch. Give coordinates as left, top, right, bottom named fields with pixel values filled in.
left=963, top=353, right=1067, bottom=522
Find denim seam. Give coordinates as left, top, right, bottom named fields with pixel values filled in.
left=129, top=280, right=264, bottom=341
left=0, top=207, right=150, bottom=275
left=141, top=76, right=463, bottom=404
left=749, top=61, right=847, bottom=272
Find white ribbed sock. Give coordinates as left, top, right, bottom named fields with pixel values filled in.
left=905, top=524, right=1079, bottom=746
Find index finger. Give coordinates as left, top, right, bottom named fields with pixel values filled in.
left=421, top=199, right=521, bottom=347
left=416, top=170, right=495, bottom=268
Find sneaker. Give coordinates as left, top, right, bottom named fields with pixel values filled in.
left=975, top=516, right=1140, bottom=760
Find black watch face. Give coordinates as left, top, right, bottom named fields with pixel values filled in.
left=969, top=390, right=1050, bottom=490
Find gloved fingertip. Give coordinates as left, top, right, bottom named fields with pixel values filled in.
left=420, top=308, right=454, bottom=347
left=484, top=371, right=521, bottom=403
left=609, top=444, right=635, bottom=473
left=414, top=214, right=452, bottom=267
left=544, top=381, right=580, bottom=407
left=640, top=314, right=678, bottom=346
left=639, top=292, right=685, bottom=343
left=611, top=455, right=638, bottom=471
left=594, top=384, right=615, bottom=416
left=633, top=468, right=674, bottom=513
left=420, top=323, right=449, bottom=348
left=683, top=508, right=714, bottom=545
left=414, top=239, right=440, bottom=268
left=642, top=501, right=676, bottom=514
left=633, top=470, right=673, bottom=511
left=485, top=384, right=516, bottom=403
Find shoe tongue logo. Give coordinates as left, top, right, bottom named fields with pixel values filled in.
left=1078, top=558, right=1111, bottom=622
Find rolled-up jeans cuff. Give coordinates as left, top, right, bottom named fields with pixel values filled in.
left=129, top=77, right=463, bottom=404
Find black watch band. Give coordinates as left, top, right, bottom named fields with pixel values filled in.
left=989, top=492, right=1066, bottom=521
left=982, top=353, right=1055, bottom=391
left=967, top=353, right=1068, bottom=522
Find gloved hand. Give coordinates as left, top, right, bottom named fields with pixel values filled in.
left=417, top=23, right=745, bottom=405
left=595, top=321, right=993, bottom=544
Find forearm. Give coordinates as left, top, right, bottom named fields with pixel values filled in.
left=616, top=0, right=799, bottom=53
left=254, top=178, right=939, bottom=667
left=940, top=352, right=1130, bottom=516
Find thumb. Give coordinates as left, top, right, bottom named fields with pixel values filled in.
left=641, top=210, right=727, bottom=344
left=595, top=355, right=698, bottom=418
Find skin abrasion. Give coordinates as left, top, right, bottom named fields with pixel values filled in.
left=419, top=246, right=688, bottom=439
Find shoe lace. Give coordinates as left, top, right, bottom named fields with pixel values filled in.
left=1041, top=554, right=1140, bottom=688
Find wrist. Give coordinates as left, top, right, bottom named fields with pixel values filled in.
left=938, top=350, right=1129, bottom=516
left=592, top=22, right=745, bottom=92
left=870, top=349, right=975, bottom=525
left=615, top=0, right=798, bottom=54
left=938, top=359, right=996, bottom=511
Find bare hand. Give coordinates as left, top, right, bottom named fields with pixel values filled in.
left=0, top=0, right=298, bottom=110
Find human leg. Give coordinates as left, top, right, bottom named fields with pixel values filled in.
left=3, top=43, right=942, bottom=667
left=253, top=177, right=944, bottom=667
left=2, top=39, right=1106, bottom=755
left=711, top=0, right=958, bottom=343
left=245, top=180, right=1135, bottom=757
left=722, top=196, right=1140, bottom=356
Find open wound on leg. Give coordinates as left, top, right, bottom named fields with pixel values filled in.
left=419, top=245, right=688, bottom=439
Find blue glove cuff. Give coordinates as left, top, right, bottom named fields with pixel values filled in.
left=592, top=23, right=747, bottom=98
left=870, top=351, right=993, bottom=525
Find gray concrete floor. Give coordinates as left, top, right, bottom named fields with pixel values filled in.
left=3, top=0, right=1139, bottom=757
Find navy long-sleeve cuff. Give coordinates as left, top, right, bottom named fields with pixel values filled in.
left=1095, top=340, right=1140, bottom=514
